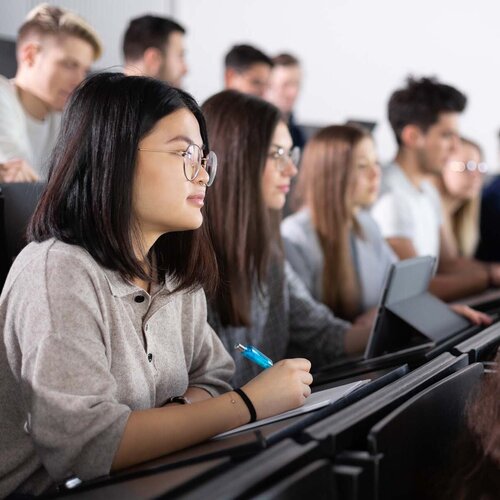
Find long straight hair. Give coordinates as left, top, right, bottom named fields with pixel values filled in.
left=29, top=72, right=217, bottom=293
left=293, top=125, right=371, bottom=320
left=202, top=90, right=282, bottom=326
left=450, top=138, right=482, bottom=257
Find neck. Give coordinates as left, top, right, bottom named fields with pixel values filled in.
left=14, top=76, right=51, bottom=121
left=394, top=149, right=425, bottom=188
left=123, top=62, right=148, bottom=77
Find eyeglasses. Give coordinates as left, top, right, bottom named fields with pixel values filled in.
left=138, top=143, right=217, bottom=186
left=268, top=146, right=301, bottom=172
left=448, top=160, right=488, bottom=174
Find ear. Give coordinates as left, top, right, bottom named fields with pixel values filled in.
left=224, top=67, right=238, bottom=88
left=142, top=47, right=163, bottom=75
left=18, top=41, right=41, bottom=67
left=400, top=124, right=425, bottom=149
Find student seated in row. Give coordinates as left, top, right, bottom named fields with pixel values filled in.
left=0, top=73, right=312, bottom=498
left=281, top=125, right=394, bottom=322
left=432, top=137, right=486, bottom=260
left=371, top=76, right=500, bottom=301
left=202, top=91, right=377, bottom=388
left=0, top=3, right=102, bottom=183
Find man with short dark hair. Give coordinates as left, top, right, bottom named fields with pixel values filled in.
left=224, top=44, right=273, bottom=98
left=372, top=76, right=500, bottom=300
left=122, top=15, right=187, bottom=87
left=265, top=53, right=305, bottom=149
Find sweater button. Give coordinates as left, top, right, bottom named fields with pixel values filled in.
left=148, top=353, right=153, bottom=362
left=134, top=295, right=145, bottom=303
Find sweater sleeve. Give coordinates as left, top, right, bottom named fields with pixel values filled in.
left=184, top=290, right=235, bottom=395
left=4, top=248, right=131, bottom=482
left=285, top=261, right=349, bottom=370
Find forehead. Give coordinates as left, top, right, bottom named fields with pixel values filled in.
left=430, top=111, right=460, bottom=131
left=353, top=136, right=375, bottom=158
left=460, top=142, right=481, bottom=159
left=271, top=64, right=301, bottom=82
left=41, top=34, right=96, bottom=64
left=271, top=120, right=292, bottom=146
left=242, top=63, right=271, bottom=80
left=165, top=31, right=184, bottom=52
left=144, top=108, right=202, bottom=144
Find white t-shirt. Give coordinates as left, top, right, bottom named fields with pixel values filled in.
left=0, top=75, right=61, bottom=179
left=371, top=162, right=442, bottom=258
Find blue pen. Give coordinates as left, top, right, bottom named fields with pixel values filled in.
left=235, top=343, right=274, bottom=369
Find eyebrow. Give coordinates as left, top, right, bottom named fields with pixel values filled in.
left=166, top=135, right=204, bottom=149
left=270, top=143, right=293, bottom=150
left=166, top=135, right=194, bottom=145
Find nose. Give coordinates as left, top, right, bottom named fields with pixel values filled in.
left=282, top=157, right=298, bottom=178
left=195, top=163, right=210, bottom=185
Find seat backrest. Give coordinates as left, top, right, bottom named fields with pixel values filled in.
left=303, top=353, right=469, bottom=450
left=0, top=182, right=45, bottom=289
left=253, top=459, right=337, bottom=500
left=368, top=362, right=483, bottom=500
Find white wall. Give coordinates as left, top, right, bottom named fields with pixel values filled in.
left=1, top=0, right=499, bottom=166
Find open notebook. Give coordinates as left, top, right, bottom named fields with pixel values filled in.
left=214, top=379, right=369, bottom=439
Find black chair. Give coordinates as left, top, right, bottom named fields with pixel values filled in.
left=303, top=353, right=469, bottom=500
left=452, top=321, right=500, bottom=362
left=304, top=353, right=468, bottom=451
left=366, top=363, right=483, bottom=500
left=177, top=439, right=323, bottom=499
left=252, top=459, right=336, bottom=500
left=0, top=182, right=45, bottom=290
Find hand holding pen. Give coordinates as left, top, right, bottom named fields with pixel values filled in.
left=239, top=356, right=314, bottom=420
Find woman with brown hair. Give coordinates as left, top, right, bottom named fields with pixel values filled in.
left=281, top=125, right=396, bottom=320
left=202, top=91, right=372, bottom=388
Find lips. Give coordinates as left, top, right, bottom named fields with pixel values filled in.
left=187, top=193, right=205, bottom=207
left=277, top=185, right=290, bottom=193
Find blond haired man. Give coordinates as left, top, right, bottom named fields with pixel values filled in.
left=0, top=4, right=102, bottom=181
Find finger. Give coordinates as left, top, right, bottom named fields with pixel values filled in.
left=289, top=358, right=312, bottom=372
left=302, top=384, right=312, bottom=399
left=301, top=371, right=313, bottom=386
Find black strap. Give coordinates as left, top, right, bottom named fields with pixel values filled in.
left=234, top=387, right=257, bottom=423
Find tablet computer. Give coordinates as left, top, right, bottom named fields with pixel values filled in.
left=364, top=256, right=471, bottom=359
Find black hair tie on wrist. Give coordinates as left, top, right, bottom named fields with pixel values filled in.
left=234, top=388, right=257, bottom=423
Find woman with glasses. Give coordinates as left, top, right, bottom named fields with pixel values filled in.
left=432, top=137, right=486, bottom=258
left=202, top=91, right=372, bottom=388
left=0, top=74, right=312, bottom=497
left=280, top=125, right=395, bottom=321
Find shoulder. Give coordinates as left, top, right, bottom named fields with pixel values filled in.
left=357, top=210, right=383, bottom=237
left=3, top=239, right=109, bottom=297
left=0, top=76, right=20, bottom=107
left=421, top=180, right=442, bottom=211
left=281, top=209, right=315, bottom=242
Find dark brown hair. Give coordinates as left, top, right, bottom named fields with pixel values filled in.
left=293, top=125, right=371, bottom=320
left=123, top=14, right=185, bottom=62
left=29, top=72, right=217, bottom=294
left=202, top=90, right=282, bottom=326
left=388, top=76, right=467, bottom=147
